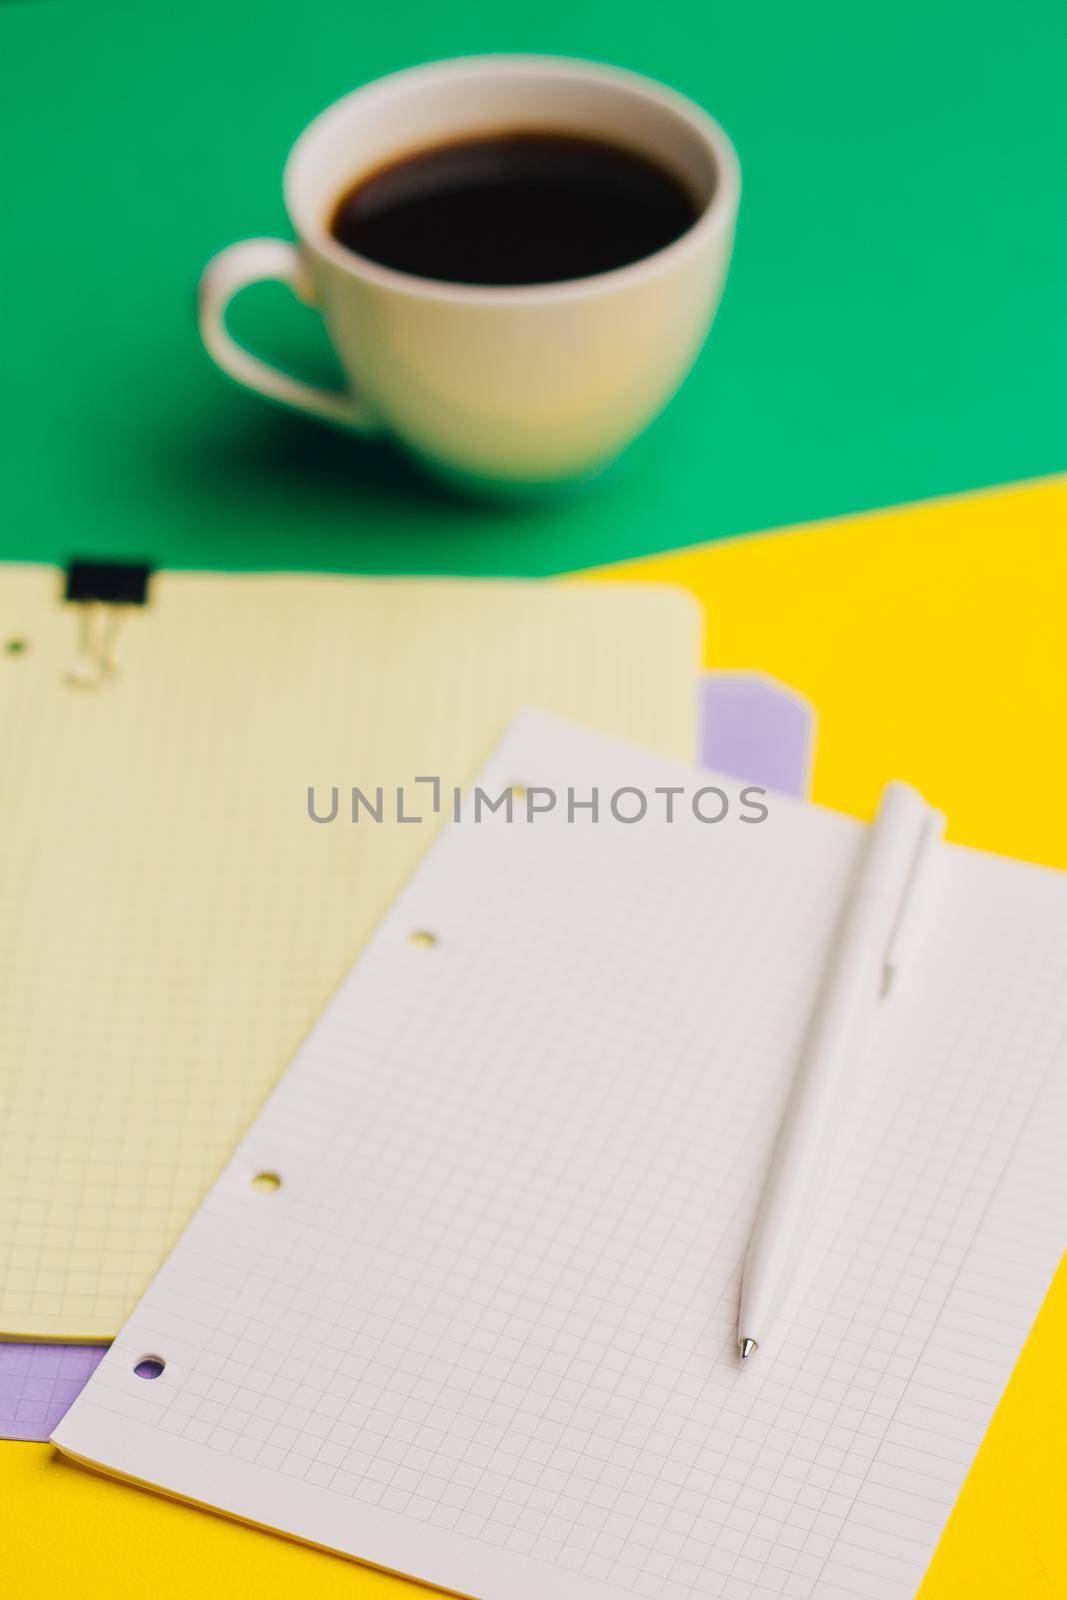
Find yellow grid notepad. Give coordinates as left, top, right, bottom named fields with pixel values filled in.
left=0, top=567, right=700, bottom=1340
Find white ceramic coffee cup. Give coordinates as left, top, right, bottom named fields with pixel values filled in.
left=198, top=56, right=740, bottom=490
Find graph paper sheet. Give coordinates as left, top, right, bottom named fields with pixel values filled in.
left=54, top=715, right=1067, bottom=1600
left=0, top=571, right=700, bottom=1341
left=0, top=670, right=811, bottom=1442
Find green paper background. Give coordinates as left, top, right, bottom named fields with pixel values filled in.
left=1, top=0, right=1064, bottom=575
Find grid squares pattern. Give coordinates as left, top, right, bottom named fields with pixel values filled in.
left=0, top=1342, right=106, bottom=1439
left=0, top=669, right=809, bottom=1442
left=0, top=567, right=700, bottom=1340
left=56, top=716, right=1067, bottom=1600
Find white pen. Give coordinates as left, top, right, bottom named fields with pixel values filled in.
left=737, top=780, right=945, bottom=1361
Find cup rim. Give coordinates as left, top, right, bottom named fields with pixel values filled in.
left=283, top=54, right=741, bottom=305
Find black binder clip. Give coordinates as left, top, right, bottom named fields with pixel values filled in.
left=63, top=558, right=153, bottom=688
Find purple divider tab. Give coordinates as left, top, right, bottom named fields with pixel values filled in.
left=699, top=671, right=814, bottom=798
left=0, top=668, right=816, bottom=1442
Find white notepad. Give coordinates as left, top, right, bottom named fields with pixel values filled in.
left=55, top=715, right=1067, bottom=1600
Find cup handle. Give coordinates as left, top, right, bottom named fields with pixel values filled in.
left=197, top=239, right=378, bottom=432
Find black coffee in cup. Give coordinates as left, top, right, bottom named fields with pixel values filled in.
left=329, top=131, right=701, bottom=287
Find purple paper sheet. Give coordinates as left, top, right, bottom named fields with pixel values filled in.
left=0, top=669, right=815, bottom=1441
left=700, top=671, right=813, bottom=797
left=0, top=1343, right=106, bottom=1440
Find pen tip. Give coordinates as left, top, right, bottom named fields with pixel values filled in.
left=738, top=1338, right=758, bottom=1361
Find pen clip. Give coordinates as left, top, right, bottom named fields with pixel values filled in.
left=881, top=798, right=946, bottom=997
